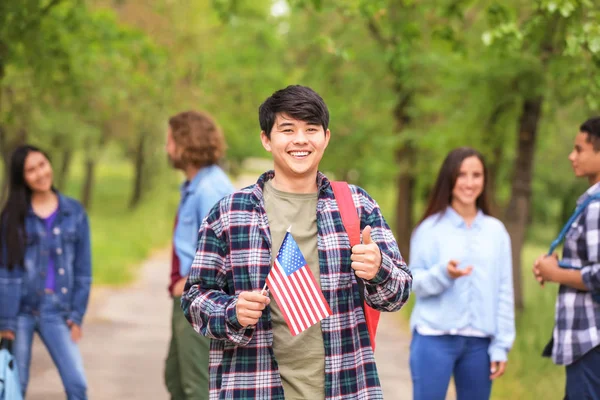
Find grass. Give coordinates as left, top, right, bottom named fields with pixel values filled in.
left=361, top=184, right=566, bottom=397
left=393, top=241, right=564, bottom=398
left=490, top=242, right=563, bottom=399
left=61, top=157, right=180, bottom=285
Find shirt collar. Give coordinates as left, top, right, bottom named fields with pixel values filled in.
left=444, top=206, right=484, bottom=229
left=180, top=165, right=215, bottom=195
left=577, top=181, right=600, bottom=205
left=251, top=170, right=331, bottom=205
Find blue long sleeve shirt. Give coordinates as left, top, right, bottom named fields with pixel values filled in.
left=409, top=207, right=515, bottom=361
left=174, top=165, right=235, bottom=278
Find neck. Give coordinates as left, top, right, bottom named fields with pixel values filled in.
left=183, top=165, right=201, bottom=181
left=270, top=169, right=318, bottom=194
left=31, top=189, right=56, bottom=204
left=450, top=200, right=478, bottom=225
left=589, top=174, right=600, bottom=186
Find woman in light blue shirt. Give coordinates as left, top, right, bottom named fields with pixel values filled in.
left=409, top=147, right=515, bottom=400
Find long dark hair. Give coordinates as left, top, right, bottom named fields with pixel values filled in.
left=419, top=147, right=492, bottom=225
left=0, top=145, right=51, bottom=268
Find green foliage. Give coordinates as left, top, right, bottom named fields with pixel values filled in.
left=62, top=152, right=179, bottom=285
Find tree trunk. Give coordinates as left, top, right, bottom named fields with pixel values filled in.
left=395, top=145, right=415, bottom=260
left=129, top=132, right=146, bottom=209
left=504, top=97, right=544, bottom=311
left=56, top=148, right=73, bottom=191
left=393, top=92, right=414, bottom=261
left=81, top=157, right=96, bottom=210
left=484, top=100, right=512, bottom=216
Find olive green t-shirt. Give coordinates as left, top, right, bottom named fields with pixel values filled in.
left=263, top=180, right=325, bottom=400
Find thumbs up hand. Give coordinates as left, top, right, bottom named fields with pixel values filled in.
left=350, top=225, right=382, bottom=281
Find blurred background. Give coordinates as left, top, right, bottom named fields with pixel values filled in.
left=1, top=0, right=600, bottom=398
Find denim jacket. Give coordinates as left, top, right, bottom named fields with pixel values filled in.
left=0, top=193, right=92, bottom=332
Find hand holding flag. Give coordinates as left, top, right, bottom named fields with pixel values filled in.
left=235, top=291, right=270, bottom=328
left=350, top=225, right=382, bottom=281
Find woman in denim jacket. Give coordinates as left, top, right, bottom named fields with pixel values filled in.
left=0, top=145, right=91, bottom=399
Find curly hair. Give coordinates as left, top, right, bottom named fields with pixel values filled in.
left=168, top=110, right=226, bottom=168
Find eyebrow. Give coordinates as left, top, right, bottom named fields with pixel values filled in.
left=277, top=122, right=296, bottom=128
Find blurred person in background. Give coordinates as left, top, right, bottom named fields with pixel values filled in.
left=533, top=116, right=600, bottom=400
left=408, top=147, right=515, bottom=400
left=0, top=144, right=92, bottom=400
left=164, top=110, right=235, bottom=399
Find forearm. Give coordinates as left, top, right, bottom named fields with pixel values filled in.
left=364, top=252, right=412, bottom=312
left=554, top=269, right=589, bottom=291
left=182, top=285, right=255, bottom=345
left=411, top=263, right=454, bottom=298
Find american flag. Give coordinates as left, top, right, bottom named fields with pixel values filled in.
left=266, top=231, right=332, bottom=336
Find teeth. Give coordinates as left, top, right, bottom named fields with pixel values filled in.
left=290, top=151, right=309, bottom=157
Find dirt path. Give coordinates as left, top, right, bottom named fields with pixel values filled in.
left=27, top=164, right=428, bottom=399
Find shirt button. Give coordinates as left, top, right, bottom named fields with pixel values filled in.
left=61, top=287, right=68, bottom=294
left=58, top=268, right=65, bottom=275
left=56, top=248, right=63, bottom=255
left=53, top=227, right=61, bottom=235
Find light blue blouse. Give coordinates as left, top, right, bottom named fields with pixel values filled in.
left=409, top=207, right=515, bottom=361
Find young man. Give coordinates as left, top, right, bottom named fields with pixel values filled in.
left=533, top=116, right=600, bottom=399
left=164, top=110, right=235, bottom=399
left=182, top=85, right=412, bottom=399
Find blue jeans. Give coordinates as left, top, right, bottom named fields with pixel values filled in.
left=410, top=331, right=492, bottom=400
left=565, top=345, right=600, bottom=400
left=14, top=293, right=87, bottom=400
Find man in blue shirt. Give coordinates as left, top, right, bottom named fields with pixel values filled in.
left=164, top=110, right=235, bottom=399
left=534, top=116, right=600, bottom=400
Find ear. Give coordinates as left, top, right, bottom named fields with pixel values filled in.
left=323, top=129, right=331, bottom=150
left=260, top=131, right=272, bottom=152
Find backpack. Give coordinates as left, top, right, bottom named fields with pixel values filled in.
left=330, top=181, right=381, bottom=350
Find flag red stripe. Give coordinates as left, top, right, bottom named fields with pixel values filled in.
left=300, top=266, right=333, bottom=315
left=291, top=270, right=320, bottom=324
left=270, top=263, right=304, bottom=335
left=288, top=268, right=319, bottom=326
left=267, top=272, right=300, bottom=335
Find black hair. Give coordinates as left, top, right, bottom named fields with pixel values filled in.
left=0, top=145, right=51, bottom=269
left=580, top=116, right=600, bottom=151
left=258, top=85, right=329, bottom=139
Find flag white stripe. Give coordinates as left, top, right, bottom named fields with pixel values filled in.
left=273, top=263, right=304, bottom=335
left=270, top=263, right=301, bottom=335
left=272, top=262, right=306, bottom=334
left=288, top=268, right=318, bottom=325
left=297, top=267, right=326, bottom=321
left=300, top=267, right=330, bottom=318
left=278, top=261, right=311, bottom=331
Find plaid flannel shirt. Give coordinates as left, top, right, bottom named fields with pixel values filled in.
left=182, top=171, right=412, bottom=399
left=552, top=182, right=600, bottom=365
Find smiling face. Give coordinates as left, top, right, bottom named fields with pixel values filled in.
left=260, top=113, right=330, bottom=188
left=451, top=155, right=485, bottom=209
left=23, top=151, right=53, bottom=194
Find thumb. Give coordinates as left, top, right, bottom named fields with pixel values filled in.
left=362, top=226, right=374, bottom=244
